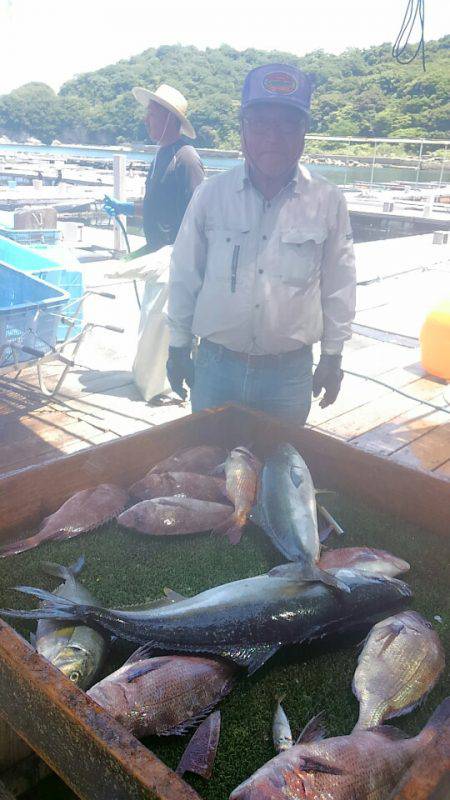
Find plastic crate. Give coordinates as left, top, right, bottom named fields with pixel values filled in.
left=0, top=234, right=84, bottom=339
left=0, top=263, right=69, bottom=367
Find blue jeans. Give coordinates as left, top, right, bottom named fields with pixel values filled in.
left=191, top=340, right=313, bottom=424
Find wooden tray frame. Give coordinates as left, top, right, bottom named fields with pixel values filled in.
left=0, top=404, right=448, bottom=799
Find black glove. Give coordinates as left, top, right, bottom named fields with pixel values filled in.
left=312, top=354, right=343, bottom=408
left=166, top=346, right=195, bottom=400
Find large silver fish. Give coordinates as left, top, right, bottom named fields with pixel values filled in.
left=230, top=697, right=450, bottom=800
left=4, top=568, right=412, bottom=674
left=353, top=610, right=445, bottom=729
left=34, top=557, right=108, bottom=689
left=256, top=444, right=349, bottom=592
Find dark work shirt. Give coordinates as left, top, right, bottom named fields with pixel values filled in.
left=142, top=138, right=204, bottom=252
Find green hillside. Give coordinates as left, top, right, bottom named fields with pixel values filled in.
left=0, top=38, right=449, bottom=147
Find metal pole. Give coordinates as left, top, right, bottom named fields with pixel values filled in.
left=113, top=154, right=127, bottom=253
left=438, top=144, right=447, bottom=189
left=370, top=141, right=377, bottom=187
left=415, top=141, right=423, bottom=188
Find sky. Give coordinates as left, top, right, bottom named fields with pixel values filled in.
left=0, top=0, right=448, bottom=95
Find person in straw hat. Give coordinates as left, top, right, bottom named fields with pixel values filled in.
left=105, top=84, right=204, bottom=406
left=104, top=83, right=204, bottom=252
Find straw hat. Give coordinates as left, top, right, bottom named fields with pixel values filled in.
left=132, top=84, right=196, bottom=139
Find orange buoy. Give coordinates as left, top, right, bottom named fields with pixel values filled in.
left=420, top=299, right=450, bottom=381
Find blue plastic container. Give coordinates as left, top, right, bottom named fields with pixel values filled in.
left=0, top=263, right=69, bottom=367
left=0, top=234, right=83, bottom=338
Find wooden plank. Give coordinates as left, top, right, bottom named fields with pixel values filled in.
left=392, top=422, right=450, bottom=471
left=1, top=431, right=116, bottom=478
left=435, top=459, right=450, bottom=477
left=315, top=377, right=447, bottom=442
left=0, top=717, right=31, bottom=772
left=308, top=364, right=428, bottom=428
left=352, top=407, right=448, bottom=457
left=0, top=621, right=200, bottom=800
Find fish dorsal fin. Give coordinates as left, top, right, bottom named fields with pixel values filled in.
left=176, top=711, right=221, bottom=779
left=126, top=657, right=172, bottom=683
left=295, top=711, right=327, bottom=744
left=290, top=466, right=303, bottom=488
left=379, top=620, right=406, bottom=653
left=164, top=587, right=187, bottom=602
left=123, top=642, right=158, bottom=664
left=368, top=725, right=409, bottom=740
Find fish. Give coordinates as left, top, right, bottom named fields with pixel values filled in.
left=353, top=610, right=445, bottom=729
left=176, top=711, right=221, bottom=779
left=117, top=497, right=232, bottom=536
left=35, top=557, right=108, bottom=689
left=319, top=547, right=410, bottom=578
left=256, top=443, right=349, bottom=592
left=148, top=446, right=226, bottom=475
left=129, top=471, right=228, bottom=503
left=229, top=697, right=450, bottom=800
left=387, top=708, right=450, bottom=800
left=87, top=653, right=235, bottom=737
left=214, top=447, right=261, bottom=544
left=273, top=697, right=293, bottom=753
left=3, top=568, right=412, bottom=675
left=0, top=484, right=129, bottom=558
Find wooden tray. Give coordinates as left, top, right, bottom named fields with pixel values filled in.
left=0, top=404, right=448, bottom=799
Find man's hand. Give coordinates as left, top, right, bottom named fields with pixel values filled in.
left=166, top=346, right=195, bottom=401
left=103, top=195, right=134, bottom=218
left=312, top=354, right=343, bottom=408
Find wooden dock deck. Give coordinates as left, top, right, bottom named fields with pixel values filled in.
left=0, top=233, right=449, bottom=480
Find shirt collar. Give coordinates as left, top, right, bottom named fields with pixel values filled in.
left=236, top=161, right=311, bottom=194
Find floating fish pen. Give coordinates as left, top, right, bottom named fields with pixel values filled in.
left=0, top=405, right=448, bottom=800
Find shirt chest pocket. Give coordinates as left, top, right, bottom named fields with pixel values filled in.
left=279, top=228, right=327, bottom=289
left=205, top=227, right=249, bottom=286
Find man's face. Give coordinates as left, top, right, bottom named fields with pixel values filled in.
left=145, top=101, right=173, bottom=142
left=241, top=102, right=306, bottom=179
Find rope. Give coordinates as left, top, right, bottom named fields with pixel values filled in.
left=342, top=366, right=450, bottom=415
left=392, top=0, right=426, bottom=70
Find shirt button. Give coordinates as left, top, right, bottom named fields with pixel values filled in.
left=258, top=269, right=264, bottom=274
left=262, top=235, right=267, bottom=240
left=255, top=304, right=260, bottom=309
left=226, top=237, right=231, bottom=242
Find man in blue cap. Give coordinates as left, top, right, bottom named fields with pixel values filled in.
left=166, top=64, right=356, bottom=423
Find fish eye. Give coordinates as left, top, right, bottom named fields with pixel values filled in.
left=69, top=671, right=81, bottom=683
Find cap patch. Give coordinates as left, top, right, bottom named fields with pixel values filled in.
left=263, top=71, right=298, bottom=95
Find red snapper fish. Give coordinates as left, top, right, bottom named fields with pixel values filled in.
left=118, top=496, right=232, bottom=536
left=0, top=484, right=129, bottom=558
left=148, top=446, right=226, bottom=475
left=319, top=547, right=410, bottom=578
left=230, top=698, right=450, bottom=800
left=129, top=471, right=228, bottom=504
left=87, top=654, right=234, bottom=737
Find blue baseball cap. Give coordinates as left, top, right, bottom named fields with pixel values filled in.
left=241, top=63, right=312, bottom=116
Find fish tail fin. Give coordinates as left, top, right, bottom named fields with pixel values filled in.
left=41, top=554, right=85, bottom=581
left=212, top=513, right=244, bottom=545
left=0, top=586, right=82, bottom=622
left=419, top=697, right=450, bottom=741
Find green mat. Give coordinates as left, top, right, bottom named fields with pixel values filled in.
left=3, top=493, right=448, bottom=800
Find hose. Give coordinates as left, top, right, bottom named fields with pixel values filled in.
left=341, top=366, right=450, bottom=415
left=114, top=214, right=142, bottom=310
